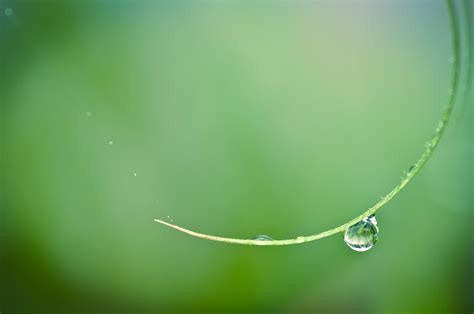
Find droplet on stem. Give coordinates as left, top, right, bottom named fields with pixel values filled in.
left=344, top=215, right=379, bottom=252
left=296, top=236, right=305, bottom=243
left=251, top=235, right=273, bottom=241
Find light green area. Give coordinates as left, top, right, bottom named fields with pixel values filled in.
left=1, top=1, right=472, bottom=313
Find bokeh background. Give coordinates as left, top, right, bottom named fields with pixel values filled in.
left=1, top=1, right=472, bottom=313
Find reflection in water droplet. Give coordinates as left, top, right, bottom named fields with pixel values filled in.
left=108, top=140, right=114, bottom=145
left=344, top=216, right=379, bottom=252
left=251, top=235, right=273, bottom=241
left=133, top=173, right=137, bottom=177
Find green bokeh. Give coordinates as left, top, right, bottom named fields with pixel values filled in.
left=1, top=1, right=472, bottom=313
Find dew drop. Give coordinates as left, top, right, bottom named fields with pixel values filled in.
left=296, top=236, right=305, bottom=243
left=344, top=215, right=379, bottom=252
left=85, top=111, right=92, bottom=117
left=251, top=235, right=273, bottom=241
left=407, top=165, right=416, bottom=173
left=133, top=172, right=137, bottom=177
left=108, top=140, right=114, bottom=145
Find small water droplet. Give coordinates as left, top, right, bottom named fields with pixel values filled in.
left=133, top=172, right=137, bottom=177
left=4, top=8, right=13, bottom=17
left=85, top=111, right=92, bottom=117
left=108, top=140, right=114, bottom=145
left=344, top=216, right=379, bottom=252
left=436, top=121, right=445, bottom=132
left=251, top=235, right=273, bottom=241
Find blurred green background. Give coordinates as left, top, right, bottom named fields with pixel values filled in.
left=1, top=1, right=472, bottom=313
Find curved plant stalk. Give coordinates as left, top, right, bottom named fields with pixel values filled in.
left=154, top=0, right=463, bottom=246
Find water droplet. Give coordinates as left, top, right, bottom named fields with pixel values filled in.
left=436, top=121, right=445, bottom=132
left=4, top=8, right=13, bottom=17
left=85, top=111, right=92, bottom=117
left=251, top=235, right=273, bottom=241
left=108, top=140, right=114, bottom=145
left=133, top=172, right=137, bottom=177
left=344, top=216, right=379, bottom=252
left=296, top=236, right=305, bottom=243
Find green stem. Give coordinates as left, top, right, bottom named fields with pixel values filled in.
left=154, top=0, right=462, bottom=246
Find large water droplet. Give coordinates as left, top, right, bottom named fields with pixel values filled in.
left=251, top=235, right=273, bottom=241
left=344, top=215, right=379, bottom=252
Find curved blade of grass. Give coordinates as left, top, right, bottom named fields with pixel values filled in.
left=154, top=0, right=463, bottom=246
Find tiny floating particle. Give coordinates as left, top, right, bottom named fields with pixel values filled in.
left=4, top=8, right=13, bottom=17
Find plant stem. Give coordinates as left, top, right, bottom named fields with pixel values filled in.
left=154, top=0, right=462, bottom=246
